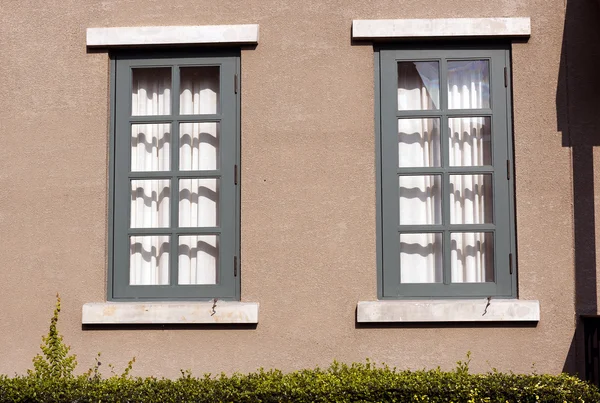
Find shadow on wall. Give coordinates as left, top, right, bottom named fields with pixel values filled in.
left=557, top=0, right=600, bottom=380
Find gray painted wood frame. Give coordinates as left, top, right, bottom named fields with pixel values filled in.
left=109, top=50, right=240, bottom=300
left=377, top=45, right=516, bottom=299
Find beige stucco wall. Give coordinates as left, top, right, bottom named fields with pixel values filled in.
left=0, top=0, right=583, bottom=377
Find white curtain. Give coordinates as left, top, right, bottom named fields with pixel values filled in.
left=130, top=236, right=170, bottom=285
left=131, top=124, right=171, bottom=172
left=129, top=67, right=220, bottom=286
left=398, top=61, right=493, bottom=284
left=178, top=236, right=219, bottom=285
left=132, top=68, right=171, bottom=116
left=180, top=66, right=219, bottom=115
left=398, top=62, right=443, bottom=283
left=448, top=61, right=493, bottom=283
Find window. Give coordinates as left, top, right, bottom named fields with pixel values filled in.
left=109, top=51, right=240, bottom=300
left=377, top=45, right=516, bottom=299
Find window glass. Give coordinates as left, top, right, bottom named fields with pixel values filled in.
left=112, top=54, right=239, bottom=300
left=380, top=48, right=513, bottom=298
left=447, top=60, right=490, bottom=109
left=131, top=68, right=171, bottom=116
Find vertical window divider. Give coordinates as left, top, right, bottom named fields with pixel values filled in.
left=173, top=65, right=181, bottom=118
left=169, top=162, right=179, bottom=287
left=169, top=66, right=181, bottom=287
left=124, top=66, right=135, bottom=287
left=440, top=58, right=452, bottom=286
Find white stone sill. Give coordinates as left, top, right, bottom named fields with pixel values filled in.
left=357, top=299, right=540, bottom=323
left=82, top=301, right=259, bottom=324
left=86, top=24, right=259, bottom=47
left=352, top=18, right=531, bottom=40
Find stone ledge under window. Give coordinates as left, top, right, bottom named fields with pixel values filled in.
left=82, top=301, right=259, bottom=324
left=357, top=299, right=540, bottom=323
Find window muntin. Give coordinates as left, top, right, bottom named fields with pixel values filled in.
left=379, top=47, right=514, bottom=298
left=111, top=52, right=239, bottom=300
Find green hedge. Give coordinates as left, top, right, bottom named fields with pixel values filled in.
left=1, top=363, right=599, bottom=403
left=1, top=295, right=598, bottom=402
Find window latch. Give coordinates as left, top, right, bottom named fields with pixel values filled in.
left=234, top=74, right=238, bottom=94
left=234, top=256, right=238, bottom=277
left=509, top=253, right=513, bottom=275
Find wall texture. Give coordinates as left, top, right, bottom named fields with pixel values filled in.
left=0, top=0, right=585, bottom=378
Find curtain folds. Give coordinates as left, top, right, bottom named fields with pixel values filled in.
left=398, top=61, right=493, bottom=284
left=129, top=67, right=220, bottom=286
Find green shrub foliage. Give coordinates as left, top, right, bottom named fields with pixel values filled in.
left=0, top=297, right=598, bottom=402
left=28, top=294, right=77, bottom=379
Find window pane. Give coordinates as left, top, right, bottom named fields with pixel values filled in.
left=399, top=175, right=442, bottom=225
left=131, top=123, right=171, bottom=171
left=398, top=118, right=440, bottom=167
left=178, top=235, right=219, bottom=284
left=449, top=117, right=491, bottom=166
left=179, top=122, right=220, bottom=170
left=132, top=68, right=171, bottom=116
left=130, top=236, right=170, bottom=285
left=451, top=232, right=494, bottom=283
left=400, top=233, right=443, bottom=283
left=180, top=66, right=220, bottom=115
left=130, top=180, right=171, bottom=228
left=179, top=179, right=219, bottom=227
left=398, top=61, right=439, bottom=110
left=447, top=60, right=490, bottom=109
left=449, top=174, right=493, bottom=224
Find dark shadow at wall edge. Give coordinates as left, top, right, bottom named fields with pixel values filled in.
left=557, top=0, right=600, bottom=379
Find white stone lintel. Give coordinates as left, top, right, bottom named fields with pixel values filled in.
left=352, top=18, right=531, bottom=40
left=357, top=299, right=540, bottom=323
left=82, top=301, right=259, bottom=324
left=86, top=24, right=259, bottom=47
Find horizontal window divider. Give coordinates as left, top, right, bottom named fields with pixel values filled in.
left=128, top=171, right=222, bottom=179
left=394, top=57, right=442, bottom=62
left=177, top=171, right=222, bottom=178
left=176, top=116, right=222, bottom=122
left=445, top=109, right=493, bottom=116
left=175, top=227, right=222, bottom=235
left=396, top=112, right=495, bottom=120
left=128, top=228, right=173, bottom=235
left=446, top=166, right=495, bottom=173
left=398, top=224, right=495, bottom=232
left=128, top=227, right=222, bottom=236
left=129, top=115, right=222, bottom=123
left=129, top=116, right=175, bottom=123
left=446, top=224, right=496, bottom=232
left=396, top=167, right=495, bottom=175
left=395, top=283, right=496, bottom=290
left=121, top=286, right=229, bottom=290
left=396, top=110, right=443, bottom=118
left=128, top=172, right=174, bottom=179
left=397, top=168, right=445, bottom=175
left=397, top=225, right=446, bottom=232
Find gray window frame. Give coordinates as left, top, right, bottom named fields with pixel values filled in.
left=376, top=44, right=517, bottom=299
left=108, top=50, right=241, bottom=301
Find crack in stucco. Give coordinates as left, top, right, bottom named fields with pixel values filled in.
left=211, top=298, right=218, bottom=316
left=482, top=296, right=492, bottom=316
